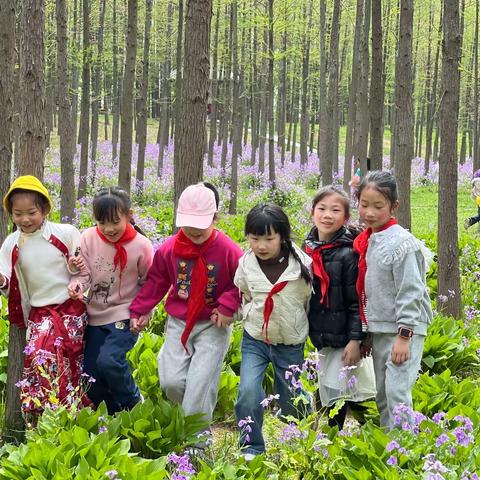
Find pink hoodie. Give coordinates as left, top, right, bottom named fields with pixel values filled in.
left=129, top=230, right=242, bottom=321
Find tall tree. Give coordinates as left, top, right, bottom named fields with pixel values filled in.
left=0, top=0, right=15, bottom=242
left=343, top=0, right=364, bottom=190
left=90, top=0, right=107, bottom=184
left=324, top=0, right=341, bottom=183
left=393, top=0, right=414, bottom=229
left=267, top=0, right=275, bottom=183
left=136, top=0, right=153, bottom=192
left=118, top=0, right=138, bottom=193
left=158, top=1, right=173, bottom=176
left=18, top=0, right=46, bottom=179
left=437, top=0, right=461, bottom=318
left=111, top=0, right=120, bottom=161
left=368, top=0, right=384, bottom=171
left=353, top=0, right=370, bottom=175
left=56, top=0, right=75, bottom=222
left=77, top=0, right=91, bottom=199
left=173, top=0, right=212, bottom=207
left=229, top=0, right=241, bottom=214
left=299, top=0, right=312, bottom=166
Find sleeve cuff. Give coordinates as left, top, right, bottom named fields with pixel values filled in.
left=217, top=305, right=235, bottom=318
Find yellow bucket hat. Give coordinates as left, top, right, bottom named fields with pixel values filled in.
left=3, top=175, right=52, bottom=211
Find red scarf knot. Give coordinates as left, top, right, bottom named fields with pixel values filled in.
left=263, top=281, right=288, bottom=344
left=305, top=243, right=339, bottom=307
left=353, top=217, right=397, bottom=330
left=96, top=223, right=137, bottom=274
left=173, top=229, right=217, bottom=353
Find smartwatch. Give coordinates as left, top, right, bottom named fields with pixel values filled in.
left=398, top=327, right=413, bottom=339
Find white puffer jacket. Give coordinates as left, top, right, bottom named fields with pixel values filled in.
left=234, top=244, right=312, bottom=345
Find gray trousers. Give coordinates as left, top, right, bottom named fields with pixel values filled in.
left=372, top=332, right=425, bottom=430
left=157, top=316, right=232, bottom=421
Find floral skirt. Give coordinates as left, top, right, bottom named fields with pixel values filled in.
left=19, top=298, right=90, bottom=414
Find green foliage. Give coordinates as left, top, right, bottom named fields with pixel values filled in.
left=127, top=332, right=164, bottom=403
left=421, top=315, right=480, bottom=375
left=0, top=404, right=168, bottom=479
left=413, top=369, right=480, bottom=416
left=107, top=398, right=207, bottom=458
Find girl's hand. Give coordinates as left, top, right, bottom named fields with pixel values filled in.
left=130, top=313, right=152, bottom=334
left=68, top=255, right=85, bottom=273
left=342, top=340, right=361, bottom=366
left=67, top=281, right=83, bottom=300
left=210, top=308, right=233, bottom=328
left=360, top=334, right=373, bottom=358
left=0, top=272, right=6, bottom=288
left=391, top=336, right=410, bottom=365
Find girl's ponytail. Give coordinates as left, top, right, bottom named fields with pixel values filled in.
left=285, top=239, right=312, bottom=285
left=129, top=218, right=147, bottom=237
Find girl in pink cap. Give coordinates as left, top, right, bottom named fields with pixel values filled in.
left=129, top=182, right=242, bottom=440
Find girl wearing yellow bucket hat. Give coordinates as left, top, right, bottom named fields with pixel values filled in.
left=0, top=175, right=91, bottom=415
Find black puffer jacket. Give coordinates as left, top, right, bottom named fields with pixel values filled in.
left=305, top=226, right=365, bottom=349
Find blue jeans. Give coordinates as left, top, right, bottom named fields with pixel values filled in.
left=83, top=320, right=140, bottom=414
left=235, top=330, right=306, bottom=455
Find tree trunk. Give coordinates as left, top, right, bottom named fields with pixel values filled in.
left=135, top=0, right=153, bottom=192
left=56, top=0, right=75, bottom=222
left=343, top=0, right=363, bottom=191
left=437, top=0, right=461, bottom=318
left=353, top=0, right=370, bottom=175
left=278, top=26, right=287, bottom=166
left=207, top=0, right=220, bottom=167
left=111, top=0, right=120, bottom=162
left=299, top=0, right=312, bottom=166
left=393, top=0, right=414, bottom=230
left=118, top=0, right=138, bottom=193
left=0, top=1, right=21, bottom=441
left=90, top=0, right=106, bottom=185
left=173, top=0, right=184, bottom=164
left=424, top=8, right=442, bottom=173
left=229, top=0, right=241, bottom=214
left=0, top=0, right=15, bottom=243
left=368, top=0, right=383, bottom=171
left=158, top=0, right=173, bottom=176
left=267, top=0, right=275, bottom=184
left=473, top=0, right=479, bottom=171
left=77, top=0, right=90, bottom=199
left=18, top=0, right=46, bottom=179
left=318, top=0, right=327, bottom=176
left=70, top=0, right=80, bottom=155
left=173, top=0, right=212, bottom=208
left=324, top=0, right=341, bottom=183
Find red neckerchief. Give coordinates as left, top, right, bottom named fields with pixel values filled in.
left=305, top=243, right=339, bottom=307
left=353, top=217, right=397, bottom=329
left=263, top=281, right=288, bottom=344
left=96, top=223, right=137, bottom=274
left=173, top=229, right=217, bottom=353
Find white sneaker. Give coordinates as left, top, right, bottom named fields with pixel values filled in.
left=242, top=453, right=257, bottom=462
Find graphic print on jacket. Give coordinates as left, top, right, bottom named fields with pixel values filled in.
left=175, top=258, right=218, bottom=304
left=88, top=255, right=117, bottom=304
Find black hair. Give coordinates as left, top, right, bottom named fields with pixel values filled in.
left=311, top=185, right=350, bottom=219
left=6, top=189, right=51, bottom=215
left=92, top=187, right=146, bottom=236
left=203, top=182, right=220, bottom=209
left=245, top=203, right=311, bottom=284
left=356, top=170, right=398, bottom=206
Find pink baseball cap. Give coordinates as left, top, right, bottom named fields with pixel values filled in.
left=176, top=183, right=217, bottom=229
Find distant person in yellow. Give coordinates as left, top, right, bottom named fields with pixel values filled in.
left=464, top=169, right=480, bottom=230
